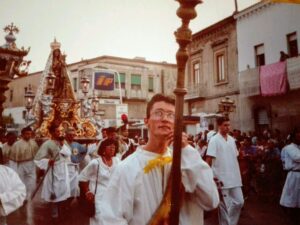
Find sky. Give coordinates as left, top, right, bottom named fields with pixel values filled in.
left=0, top=0, right=259, bottom=73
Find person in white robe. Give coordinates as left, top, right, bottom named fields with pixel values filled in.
left=8, top=127, right=39, bottom=201
left=34, top=127, right=71, bottom=219
left=0, top=165, right=26, bottom=225
left=99, top=94, right=219, bottom=225
left=65, top=127, right=87, bottom=199
left=79, top=138, right=119, bottom=225
left=280, top=127, right=300, bottom=225
left=206, top=117, right=244, bottom=225
left=1, top=132, right=17, bottom=166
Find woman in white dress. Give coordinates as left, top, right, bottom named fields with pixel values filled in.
left=79, top=138, right=119, bottom=225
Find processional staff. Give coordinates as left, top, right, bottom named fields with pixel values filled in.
left=170, top=1, right=201, bottom=225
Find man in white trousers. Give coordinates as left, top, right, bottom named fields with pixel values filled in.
left=8, top=127, right=39, bottom=201
left=206, top=117, right=244, bottom=225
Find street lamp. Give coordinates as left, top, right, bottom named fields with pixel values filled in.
left=0, top=23, right=30, bottom=127
left=91, top=91, right=98, bottom=115
left=24, top=84, right=35, bottom=123
left=46, top=72, right=56, bottom=95
left=218, top=96, right=236, bottom=118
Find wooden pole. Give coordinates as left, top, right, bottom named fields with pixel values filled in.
left=170, top=1, right=201, bottom=224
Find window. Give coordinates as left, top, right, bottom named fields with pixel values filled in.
left=255, top=44, right=265, bottom=67
left=73, top=77, right=78, bottom=92
left=287, top=32, right=298, bottom=57
left=148, top=77, right=154, bottom=92
left=216, top=54, right=225, bottom=82
left=131, top=74, right=141, bottom=90
left=115, top=73, right=126, bottom=89
left=213, top=48, right=227, bottom=84
left=192, top=62, right=200, bottom=84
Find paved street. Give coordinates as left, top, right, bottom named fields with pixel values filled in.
left=7, top=191, right=290, bottom=225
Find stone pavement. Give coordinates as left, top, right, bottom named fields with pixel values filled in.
left=205, top=194, right=289, bottom=225
left=7, top=191, right=290, bottom=225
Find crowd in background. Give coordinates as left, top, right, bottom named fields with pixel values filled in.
left=189, top=126, right=288, bottom=202
left=0, top=121, right=298, bottom=225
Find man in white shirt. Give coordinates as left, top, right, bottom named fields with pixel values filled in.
left=206, top=117, right=244, bottom=225
left=206, top=124, right=216, bottom=143
left=9, top=127, right=39, bottom=201
left=0, top=165, right=26, bottom=225
left=34, top=126, right=71, bottom=219
left=100, top=94, right=219, bottom=225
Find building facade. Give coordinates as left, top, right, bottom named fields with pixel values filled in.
left=236, top=2, right=300, bottom=135
left=3, top=54, right=177, bottom=135
left=185, top=16, right=240, bottom=133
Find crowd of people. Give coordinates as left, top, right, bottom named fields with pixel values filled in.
left=0, top=93, right=299, bottom=225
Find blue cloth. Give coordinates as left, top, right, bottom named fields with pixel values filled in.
left=69, top=142, right=87, bottom=163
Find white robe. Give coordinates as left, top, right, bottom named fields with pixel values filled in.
left=8, top=139, right=39, bottom=200
left=99, top=145, right=219, bottom=225
left=280, top=143, right=300, bottom=208
left=0, top=165, right=26, bottom=216
left=34, top=144, right=71, bottom=203
left=79, top=157, right=119, bottom=225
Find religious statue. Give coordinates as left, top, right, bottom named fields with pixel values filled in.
left=52, top=48, right=67, bottom=98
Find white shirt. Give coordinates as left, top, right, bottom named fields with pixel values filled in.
left=79, top=157, right=119, bottom=214
left=100, top=145, right=219, bottom=225
left=34, top=143, right=72, bottom=202
left=207, top=130, right=216, bottom=142
left=0, top=165, right=26, bottom=216
left=280, top=143, right=300, bottom=208
left=207, top=133, right=242, bottom=189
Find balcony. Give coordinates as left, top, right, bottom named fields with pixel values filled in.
left=96, top=88, right=126, bottom=99
left=287, top=56, right=300, bottom=90
left=239, top=67, right=260, bottom=97
left=239, top=56, right=300, bottom=97
left=185, top=83, right=206, bottom=100
left=127, top=89, right=148, bottom=100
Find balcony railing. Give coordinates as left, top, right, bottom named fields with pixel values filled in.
left=127, top=89, right=148, bottom=99
left=239, top=56, right=300, bottom=97
left=99, top=88, right=126, bottom=98
left=287, top=56, right=300, bottom=90
left=185, top=83, right=206, bottom=100
left=239, top=67, right=260, bottom=97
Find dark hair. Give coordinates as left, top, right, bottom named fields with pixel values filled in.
left=146, top=94, right=175, bottom=119
left=6, top=132, right=17, bottom=138
left=21, top=127, right=32, bottom=134
left=208, top=124, right=214, bottom=130
left=97, top=138, right=118, bottom=156
left=106, top=127, right=117, bottom=133
left=216, top=117, right=230, bottom=126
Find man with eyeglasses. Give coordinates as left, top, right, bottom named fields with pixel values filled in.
left=100, top=93, right=219, bottom=225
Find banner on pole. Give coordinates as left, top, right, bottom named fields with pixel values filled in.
left=94, top=72, right=115, bottom=90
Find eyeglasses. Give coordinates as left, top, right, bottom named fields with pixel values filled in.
left=151, top=110, right=175, bottom=122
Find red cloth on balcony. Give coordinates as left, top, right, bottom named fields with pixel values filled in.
left=259, top=61, right=288, bottom=96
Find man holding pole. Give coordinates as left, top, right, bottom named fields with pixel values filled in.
left=34, top=126, right=71, bottom=220
left=100, top=94, right=219, bottom=225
